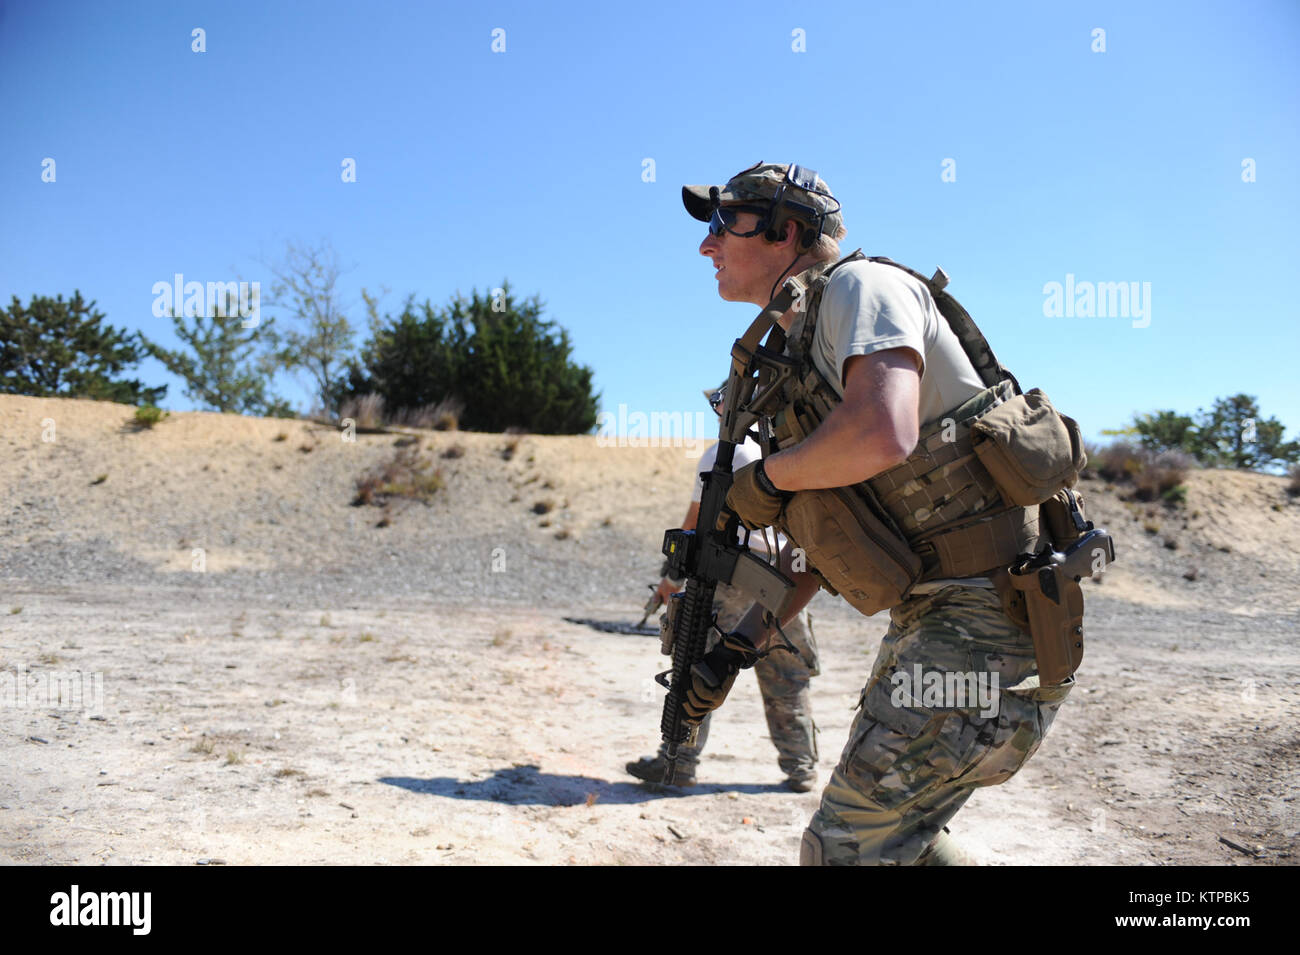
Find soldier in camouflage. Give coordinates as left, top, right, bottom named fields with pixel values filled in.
left=677, top=162, right=1074, bottom=865
left=813, top=587, right=1071, bottom=864
left=627, top=385, right=820, bottom=792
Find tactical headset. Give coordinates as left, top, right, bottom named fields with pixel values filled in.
left=710, top=163, right=841, bottom=251
left=766, top=164, right=829, bottom=249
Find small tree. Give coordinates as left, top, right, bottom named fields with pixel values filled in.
left=142, top=292, right=292, bottom=417
left=0, top=292, right=166, bottom=404
left=261, top=240, right=361, bottom=415
left=1190, top=394, right=1299, bottom=471
left=1132, top=410, right=1197, bottom=454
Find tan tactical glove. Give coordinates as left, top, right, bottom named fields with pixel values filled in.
left=721, top=460, right=792, bottom=531
left=682, top=631, right=761, bottom=723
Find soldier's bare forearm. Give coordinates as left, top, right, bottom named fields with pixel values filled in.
left=764, top=349, right=920, bottom=491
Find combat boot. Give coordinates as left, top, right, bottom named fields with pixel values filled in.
left=916, top=828, right=982, bottom=866
left=625, top=754, right=696, bottom=788
left=785, top=770, right=818, bottom=793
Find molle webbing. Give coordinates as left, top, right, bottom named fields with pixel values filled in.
left=786, top=371, right=1039, bottom=581
left=871, top=382, right=1039, bottom=578
left=736, top=252, right=1040, bottom=586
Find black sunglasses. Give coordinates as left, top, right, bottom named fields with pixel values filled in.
left=707, top=205, right=768, bottom=238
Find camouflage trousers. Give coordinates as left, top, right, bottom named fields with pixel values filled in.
left=659, top=582, right=821, bottom=778
left=801, top=585, right=1073, bottom=866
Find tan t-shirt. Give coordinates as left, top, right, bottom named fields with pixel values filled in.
left=810, top=259, right=984, bottom=427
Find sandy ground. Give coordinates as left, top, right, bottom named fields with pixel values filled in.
left=1, top=395, right=1297, bottom=865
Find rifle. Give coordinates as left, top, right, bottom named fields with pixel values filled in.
left=660, top=441, right=800, bottom=784
left=654, top=280, right=812, bottom=785
left=655, top=436, right=797, bottom=784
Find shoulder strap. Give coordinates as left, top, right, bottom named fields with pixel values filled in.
left=864, top=255, right=1022, bottom=395
left=722, top=258, right=841, bottom=445
left=794, top=250, right=866, bottom=355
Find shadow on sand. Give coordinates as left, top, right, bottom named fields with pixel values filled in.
left=380, top=763, right=788, bottom=805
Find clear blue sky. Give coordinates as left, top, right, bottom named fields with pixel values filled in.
left=3, top=0, right=1297, bottom=443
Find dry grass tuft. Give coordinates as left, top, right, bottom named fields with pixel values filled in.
left=1132, top=450, right=1194, bottom=503
left=338, top=393, right=386, bottom=431
left=353, top=445, right=445, bottom=507
left=386, top=396, right=465, bottom=431
left=1094, top=441, right=1191, bottom=506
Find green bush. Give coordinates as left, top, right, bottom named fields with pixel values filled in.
left=133, top=405, right=169, bottom=428
left=333, top=283, right=598, bottom=434
left=1161, top=483, right=1188, bottom=506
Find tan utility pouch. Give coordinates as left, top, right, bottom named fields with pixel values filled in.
left=970, top=389, right=1086, bottom=506
left=1039, top=487, right=1089, bottom=548
left=781, top=486, right=923, bottom=617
